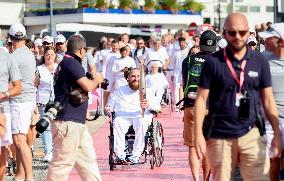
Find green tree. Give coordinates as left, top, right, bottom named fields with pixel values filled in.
left=144, top=0, right=156, bottom=13
left=182, top=0, right=204, bottom=11
left=118, top=0, right=133, bottom=10
left=95, top=0, right=107, bottom=9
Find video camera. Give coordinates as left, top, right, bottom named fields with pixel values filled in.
left=35, top=100, right=63, bottom=133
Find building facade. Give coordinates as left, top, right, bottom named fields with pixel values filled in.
left=0, top=0, right=279, bottom=39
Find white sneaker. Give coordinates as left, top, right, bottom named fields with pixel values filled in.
left=43, top=152, right=53, bottom=162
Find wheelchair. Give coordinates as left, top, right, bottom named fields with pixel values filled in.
left=108, top=112, right=164, bottom=170
left=161, top=88, right=174, bottom=114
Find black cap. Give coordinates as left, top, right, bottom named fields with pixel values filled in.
left=199, top=30, right=217, bottom=52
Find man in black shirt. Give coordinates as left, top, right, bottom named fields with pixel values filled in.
left=194, top=13, right=282, bottom=180
left=181, top=30, right=217, bottom=180
left=46, top=34, right=104, bottom=181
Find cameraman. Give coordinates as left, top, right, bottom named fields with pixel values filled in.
left=46, top=34, right=103, bottom=181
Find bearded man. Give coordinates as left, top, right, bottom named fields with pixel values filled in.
left=107, top=68, right=161, bottom=164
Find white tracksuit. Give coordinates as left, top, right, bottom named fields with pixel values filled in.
left=108, top=85, right=161, bottom=161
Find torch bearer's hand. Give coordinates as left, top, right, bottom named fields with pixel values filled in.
left=140, top=99, right=149, bottom=109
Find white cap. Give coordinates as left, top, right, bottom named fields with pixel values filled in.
left=42, top=35, right=54, bottom=44
left=258, top=26, right=282, bottom=40
left=217, top=38, right=227, bottom=49
left=8, top=23, right=27, bottom=40
left=34, top=38, right=42, bottom=47
left=55, top=34, right=66, bottom=44
left=271, top=23, right=284, bottom=39
left=247, top=36, right=257, bottom=44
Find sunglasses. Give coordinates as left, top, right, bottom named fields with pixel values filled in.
left=43, top=42, right=52, bottom=46
left=56, top=42, right=64, bottom=46
left=137, top=42, right=143, bottom=45
left=225, top=30, right=248, bottom=37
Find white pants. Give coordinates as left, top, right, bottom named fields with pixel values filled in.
left=113, top=116, right=151, bottom=160
left=173, top=81, right=181, bottom=106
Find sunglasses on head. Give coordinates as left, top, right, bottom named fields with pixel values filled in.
left=225, top=30, right=248, bottom=37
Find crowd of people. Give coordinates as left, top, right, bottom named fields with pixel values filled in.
left=0, top=12, right=284, bottom=181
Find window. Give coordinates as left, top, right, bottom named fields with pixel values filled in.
left=220, top=0, right=227, bottom=2
left=235, top=6, right=248, bottom=13
left=249, top=6, right=260, bottom=12
left=266, top=6, right=274, bottom=12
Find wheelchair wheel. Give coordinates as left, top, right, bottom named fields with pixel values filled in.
left=150, top=157, right=155, bottom=169
left=109, top=155, right=115, bottom=170
left=153, top=120, right=164, bottom=167
left=167, top=91, right=173, bottom=114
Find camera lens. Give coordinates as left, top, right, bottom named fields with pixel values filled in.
left=36, top=118, right=50, bottom=133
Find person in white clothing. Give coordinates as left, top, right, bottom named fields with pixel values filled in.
left=103, top=39, right=120, bottom=107
left=108, top=68, right=161, bottom=164
left=35, top=46, right=58, bottom=162
left=132, top=37, right=147, bottom=69
left=112, top=47, right=136, bottom=89
left=146, top=62, right=169, bottom=105
left=143, top=37, right=170, bottom=72
left=171, top=37, right=190, bottom=111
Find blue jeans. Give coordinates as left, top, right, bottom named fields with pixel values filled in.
left=39, top=105, right=53, bottom=155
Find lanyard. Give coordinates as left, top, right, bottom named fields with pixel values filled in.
left=223, top=48, right=247, bottom=93
left=64, top=54, right=73, bottom=59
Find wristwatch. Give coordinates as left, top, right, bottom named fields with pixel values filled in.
left=2, top=91, right=9, bottom=98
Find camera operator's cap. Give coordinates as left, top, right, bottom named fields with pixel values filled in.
left=247, top=36, right=257, bottom=44
left=258, top=25, right=282, bottom=40
left=42, top=35, right=54, bottom=44
left=271, top=23, right=284, bottom=39
left=55, top=34, right=66, bottom=44
left=200, top=30, right=217, bottom=52
left=8, top=23, right=27, bottom=40
left=34, top=38, right=42, bottom=47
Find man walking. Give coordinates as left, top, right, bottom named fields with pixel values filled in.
left=194, top=13, right=282, bottom=180
left=46, top=34, right=103, bottom=181
left=8, top=23, right=37, bottom=181
left=0, top=49, right=22, bottom=180
left=181, top=30, right=216, bottom=181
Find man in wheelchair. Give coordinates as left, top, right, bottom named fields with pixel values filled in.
left=107, top=68, right=161, bottom=164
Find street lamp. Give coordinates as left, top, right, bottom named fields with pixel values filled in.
left=47, top=0, right=56, bottom=37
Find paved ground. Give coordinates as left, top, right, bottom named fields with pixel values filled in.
left=4, top=110, right=242, bottom=181
left=4, top=115, right=107, bottom=181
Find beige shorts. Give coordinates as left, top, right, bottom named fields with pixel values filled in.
left=207, top=128, right=270, bottom=181
left=183, top=107, right=195, bottom=147
left=10, top=101, right=36, bottom=134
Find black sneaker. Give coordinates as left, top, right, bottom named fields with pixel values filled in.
left=115, top=157, right=127, bottom=164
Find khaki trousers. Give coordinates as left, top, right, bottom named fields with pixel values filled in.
left=207, top=127, right=270, bottom=181
left=46, top=120, right=102, bottom=181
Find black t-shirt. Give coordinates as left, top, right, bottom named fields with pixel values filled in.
left=181, top=51, right=211, bottom=107
left=199, top=48, right=271, bottom=139
left=54, top=53, right=88, bottom=123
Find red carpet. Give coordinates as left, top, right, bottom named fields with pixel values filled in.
left=68, top=108, right=200, bottom=181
